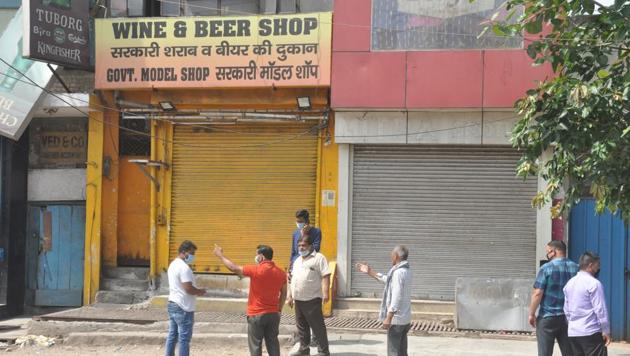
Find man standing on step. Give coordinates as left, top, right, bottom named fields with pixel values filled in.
left=287, top=234, right=331, bottom=356
left=529, top=240, right=579, bottom=356
left=356, top=245, right=412, bottom=356
left=290, top=209, right=322, bottom=274
left=214, top=244, right=287, bottom=356
left=165, top=240, right=207, bottom=356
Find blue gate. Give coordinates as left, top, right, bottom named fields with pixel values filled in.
left=26, top=205, right=85, bottom=307
left=569, top=199, right=629, bottom=341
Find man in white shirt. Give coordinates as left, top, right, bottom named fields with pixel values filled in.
left=287, top=234, right=330, bottom=356
left=165, top=240, right=206, bottom=356
left=356, top=245, right=412, bottom=356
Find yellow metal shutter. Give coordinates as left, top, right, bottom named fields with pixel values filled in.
left=170, top=123, right=319, bottom=273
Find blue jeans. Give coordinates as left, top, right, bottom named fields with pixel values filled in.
left=165, top=302, right=194, bottom=356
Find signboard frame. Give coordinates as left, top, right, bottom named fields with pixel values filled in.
left=22, top=0, right=91, bottom=69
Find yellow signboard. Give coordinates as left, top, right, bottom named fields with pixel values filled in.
left=95, top=13, right=332, bottom=89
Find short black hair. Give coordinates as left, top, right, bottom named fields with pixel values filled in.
left=547, top=240, right=567, bottom=253
left=579, top=251, right=600, bottom=270
left=298, top=234, right=314, bottom=246
left=178, top=240, right=197, bottom=254
left=295, top=209, right=310, bottom=223
left=257, top=245, right=274, bottom=260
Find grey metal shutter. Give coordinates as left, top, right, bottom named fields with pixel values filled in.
left=350, top=145, right=538, bottom=300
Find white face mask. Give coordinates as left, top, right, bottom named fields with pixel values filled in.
left=255, top=255, right=263, bottom=264
left=296, top=222, right=306, bottom=230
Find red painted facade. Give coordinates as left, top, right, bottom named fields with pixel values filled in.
left=331, top=0, right=554, bottom=109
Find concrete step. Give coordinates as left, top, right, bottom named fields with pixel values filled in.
left=335, top=298, right=455, bottom=314
left=95, top=290, right=149, bottom=304
left=103, top=267, right=149, bottom=280
left=101, top=278, right=149, bottom=292
left=64, top=331, right=292, bottom=347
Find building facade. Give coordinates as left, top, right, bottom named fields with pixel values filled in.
left=84, top=2, right=338, bottom=306
left=330, top=0, right=555, bottom=300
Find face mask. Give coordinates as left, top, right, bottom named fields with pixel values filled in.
left=255, top=255, right=263, bottom=264
left=296, top=222, right=306, bottom=230
left=593, top=269, right=600, bottom=279
left=299, top=249, right=310, bottom=257
left=184, top=254, right=195, bottom=265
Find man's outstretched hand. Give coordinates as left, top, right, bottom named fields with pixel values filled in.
left=213, top=244, right=223, bottom=257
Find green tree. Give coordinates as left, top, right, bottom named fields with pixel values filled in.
left=490, top=0, right=629, bottom=221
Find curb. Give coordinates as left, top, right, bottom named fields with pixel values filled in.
left=64, top=332, right=293, bottom=347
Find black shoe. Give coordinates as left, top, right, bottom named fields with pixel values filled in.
left=289, top=351, right=310, bottom=356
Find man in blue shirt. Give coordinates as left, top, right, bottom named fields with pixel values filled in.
left=289, top=209, right=321, bottom=273
left=529, top=240, right=579, bottom=356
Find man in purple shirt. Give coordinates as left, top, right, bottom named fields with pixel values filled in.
left=563, top=251, right=611, bottom=356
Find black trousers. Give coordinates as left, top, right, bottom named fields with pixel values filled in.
left=247, top=313, right=280, bottom=356
left=536, top=315, right=572, bottom=356
left=569, top=333, right=608, bottom=356
left=387, top=323, right=411, bottom=356
left=294, top=298, right=329, bottom=356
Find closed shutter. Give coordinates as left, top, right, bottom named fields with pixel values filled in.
left=350, top=145, right=537, bottom=300
left=171, top=123, right=318, bottom=273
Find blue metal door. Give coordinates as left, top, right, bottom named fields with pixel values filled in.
left=26, top=205, right=85, bottom=307
left=569, top=199, right=629, bottom=341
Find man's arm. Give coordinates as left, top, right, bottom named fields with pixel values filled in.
left=313, top=228, right=322, bottom=252
left=356, top=263, right=387, bottom=283
left=182, top=281, right=206, bottom=296
left=563, top=286, right=571, bottom=320
left=278, top=283, right=287, bottom=312
left=529, top=288, right=543, bottom=327
left=321, top=274, right=331, bottom=304
left=213, top=245, right=244, bottom=277
left=286, top=281, right=294, bottom=308
left=289, top=232, right=298, bottom=272
left=591, top=281, right=611, bottom=345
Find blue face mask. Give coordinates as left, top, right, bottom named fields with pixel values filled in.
left=299, top=249, right=310, bottom=257
left=184, top=254, right=195, bottom=265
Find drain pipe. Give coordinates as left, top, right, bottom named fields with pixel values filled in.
left=149, top=119, right=158, bottom=290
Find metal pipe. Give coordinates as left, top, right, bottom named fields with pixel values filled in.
left=149, top=120, right=158, bottom=289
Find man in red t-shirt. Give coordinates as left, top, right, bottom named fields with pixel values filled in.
left=214, top=244, right=287, bottom=356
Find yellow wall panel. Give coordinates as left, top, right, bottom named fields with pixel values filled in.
left=117, top=156, right=150, bottom=265
left=170, top=123, right=319, bottom=272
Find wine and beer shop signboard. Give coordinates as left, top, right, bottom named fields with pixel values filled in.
left=95, top=12, right=332, bottom=89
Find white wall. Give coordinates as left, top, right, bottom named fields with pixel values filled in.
left=28, top=168, right=86, bottom=201
left=335, top=110, right=519, bottom=145
left=336, top=143, right=351, bottom=296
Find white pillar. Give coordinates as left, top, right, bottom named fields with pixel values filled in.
left=336, top=143, right=351, bottom=296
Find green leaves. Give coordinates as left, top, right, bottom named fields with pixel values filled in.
left=597, top=69, right=610, bottom=78
left=494, top=0, right=630, bottom=222
left=525, top=17, right=543, bottom=34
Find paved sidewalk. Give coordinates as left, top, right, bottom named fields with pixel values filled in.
left=294, top=333, right=630, bottom=356
left=4, top=332, right=630, bottom=355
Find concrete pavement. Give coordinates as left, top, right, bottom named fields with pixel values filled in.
left=292, top=333, right=630, bottom=356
